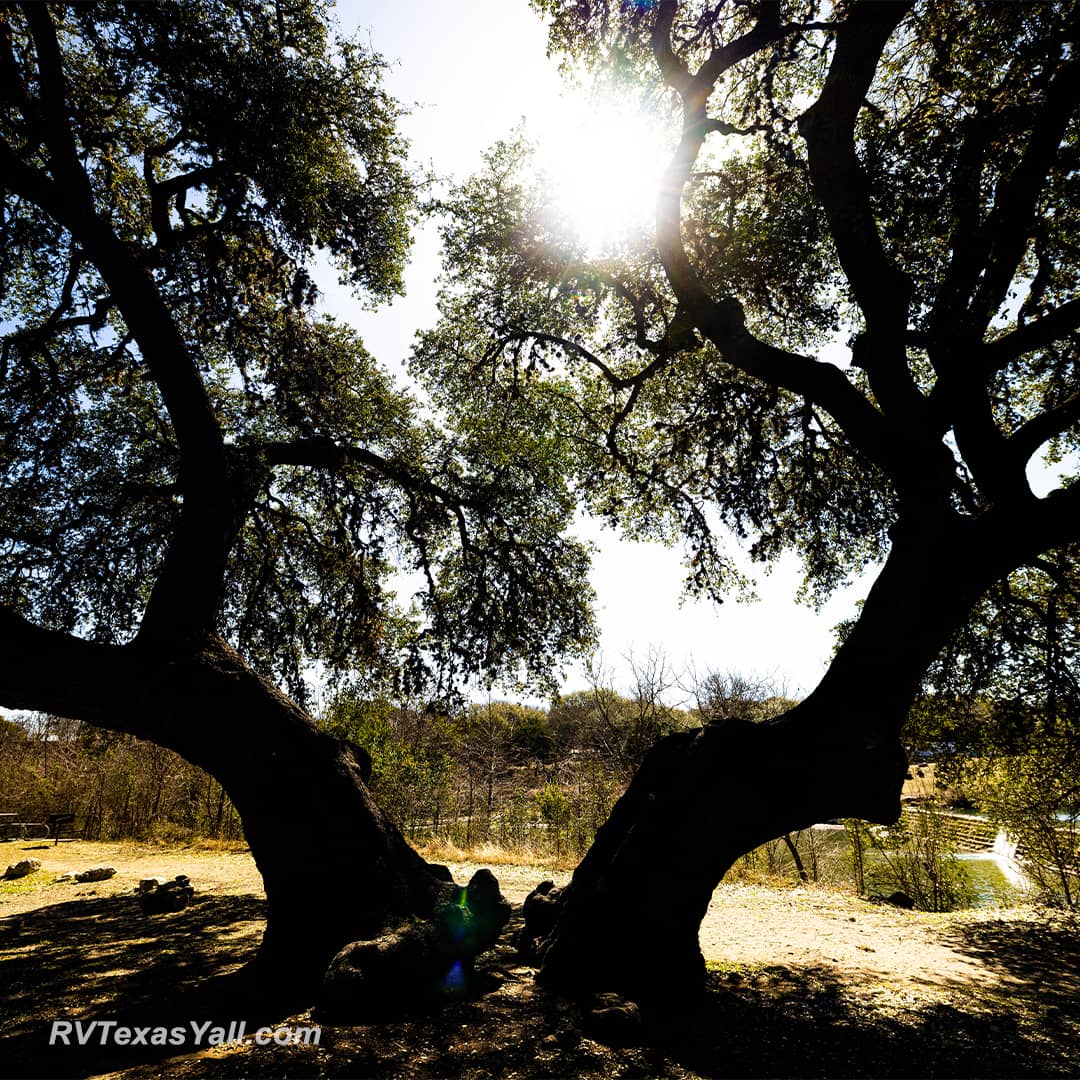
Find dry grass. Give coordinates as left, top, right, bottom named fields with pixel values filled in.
left=411, top=836, right=580, bottom=873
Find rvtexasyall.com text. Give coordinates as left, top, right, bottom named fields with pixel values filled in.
left=48, top=1020, right=321, bottom=1047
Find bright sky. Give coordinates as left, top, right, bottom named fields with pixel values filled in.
left=324, top=0, right=874, bottom=702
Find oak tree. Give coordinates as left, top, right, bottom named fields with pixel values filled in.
left=0, top=0, right=593, bottom=995
left=418, top=0, right=1080, bottom=1002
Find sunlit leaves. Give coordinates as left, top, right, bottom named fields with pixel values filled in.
left=0, top=1, right=594, bottom=703
left=417, top=127, right=893, bottom=607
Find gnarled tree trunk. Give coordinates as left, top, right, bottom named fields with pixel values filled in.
left=520, top=518, right=1010, bottom=1005
left=0, top=612, right=508, bottom=1006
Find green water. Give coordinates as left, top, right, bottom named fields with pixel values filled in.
left=778, top=828, right=1028, bottom=909
left=955, top=854, right=1026, bottom=908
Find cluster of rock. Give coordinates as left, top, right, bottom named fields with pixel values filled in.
left=4, top=858, right=41, bottom=880
left=4, top=860, right=118, bottom=883
left=319, top=866, right=511, bottom=1020
left=136, top=875, right=194, bottom=914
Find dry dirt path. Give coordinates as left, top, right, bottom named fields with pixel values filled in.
left=2, top=838, right=1065, bottom=1007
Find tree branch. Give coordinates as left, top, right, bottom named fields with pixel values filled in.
left=497, top=329, right=672, bottom=392
left=1008, top=392, right=1080, bottom=466
left=145, top=163, right=222, bottom=246
left=983, top=297, right=1080, bottom=371
left=0, top=605, right=133, bottom=727
left=647, top=2, right=953, bottom=502
left=1020, top=484, right=1080, bottom=556
left=20, top=3, right=96, bottom=206
left=6, top=7, right=237, bottom=650
left=262, top=438, right=490, bottom=522
left=971, top=50, right=1080, bottom=332
left=797, top=0, right=925, bottom=424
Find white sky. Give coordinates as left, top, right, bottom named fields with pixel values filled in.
left=0, top=3, right=1070, bottom=728
left=326, top=0, right=874, bottom=701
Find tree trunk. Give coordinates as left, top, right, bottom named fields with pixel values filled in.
left=147, top=641, right=514, bottom=1003
left=0, top=612, right=509, bottom=1005
left=781, top=834, right=808, bottom=883
left=520, top=519, right=1006, bottom=1006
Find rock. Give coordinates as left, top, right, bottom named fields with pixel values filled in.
left=137, top=875, right=194, bottom=914
left=516, top=880, right=561, bottom=962
left=868, top=890, right=915, bottom=909
left=4, top=858, right=41, bottom=880
left=55, top=872, right=76, bottom=883
left=319, top=869, right=512, bottom=1021
left=584, top=991, right=643, bottom=1046
left=74, top=866, right=116, bottom=883
left=320, top=919, right=437, bottom=1018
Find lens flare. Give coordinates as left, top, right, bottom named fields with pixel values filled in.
left=443, top=960, right=466, bottom=994
left=534, top=94, right=671, bottom=253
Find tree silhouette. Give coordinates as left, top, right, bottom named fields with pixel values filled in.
left=0, top=0, right=594, bottom=996
left=420, top=0, right=1080, bottom=1002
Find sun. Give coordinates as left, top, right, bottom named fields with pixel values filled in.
left=531, top=94, right=672, bottom=254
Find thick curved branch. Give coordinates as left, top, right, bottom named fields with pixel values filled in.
left=696, top=2, right=782, bottom=90
left=0, top=605, right=134, bottom=727
left=146, top=163, right=222, bottom=246
left=20, top=4, right=95, bottom=204
left=1009, top=392, right=1080, bottom=466
left=926, top=43, right=1080, bottom=507
left=1019, top=484, right=1080, bottom=557
left=12, top=10, right=223, bottom=475
left=970, top=51, right=1080, bottom=332
left=797, top=1, right=924, bottom=424
left=6, top=7, right=235, bottom=649
left=983, top=297, right=1080, bottom=371
left=650, top=0, right=691, bottom=94
left=648, top=2, right=942, bottom=498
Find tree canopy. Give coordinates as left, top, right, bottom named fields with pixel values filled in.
left=5, top=0, right=1080, bottom=1015
left=0, top=0, right=594, bottom=707
left=417, top=0, right=1080, bottom=630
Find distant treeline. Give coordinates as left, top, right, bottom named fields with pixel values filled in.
left=0, top=714, right=242, bottom=841
left=4, top=677, right=1076, bottom=910
left=0, top=664, right=792, bottom=854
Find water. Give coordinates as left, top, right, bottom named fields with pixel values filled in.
left=801, top=824, right=1030, bottom=909
left=859, top=850, right=1025, bottom=908
left=956, top=853, right=1028, bottom=908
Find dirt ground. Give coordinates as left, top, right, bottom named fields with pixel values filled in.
left=2, top=839, right=1078, bottom=1078
left=0, top=839, right=1053, bottom=998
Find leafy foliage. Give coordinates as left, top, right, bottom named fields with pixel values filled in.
left=417, top=0, right=1080, bottom=641
left=920, top=547, right=1080, bottom=753
left=961, top=739, right=1080, bottom=907
left=0, top=0, right=595, bottom=702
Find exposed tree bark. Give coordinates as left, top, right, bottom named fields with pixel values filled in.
left=781, top=834, right=808, bottom=884
left=521, top=513, right=1027, bottom=1004
left=0, top=609, right=507, bottom=998
left=0, top=2, right=531, bottom=1008
left=511, top=0, right=1080, bottom=1008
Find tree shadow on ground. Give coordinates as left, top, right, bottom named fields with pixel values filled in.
left=659, top=963, right=1075, bottom=1079
left=2, top=898, right=1077, bottom=1078
left=942, top=915, right=1080, bottom=1007
left=123, top=960, right=1075, bottom=1079
left=0, top=891, right=292, bottom=1078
